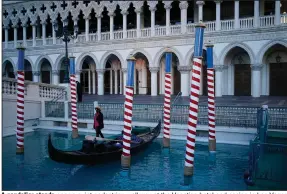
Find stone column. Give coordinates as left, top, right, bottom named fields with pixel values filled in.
left=197, top=1, right=205, bottom=22
left=85, top=16, right=90, bottom=41
left=214, top=65, right=224, bottom=97
left=259, top=0, right=265, bottom=16
left=142, top=66, right=147, bottom=94
left=251, top=64, right=263, bottom=98
left=164, top=3, right=172, bottom=35
left=136, top=8, right=142, bottom=38
left=234, top=1, right=240, bottom=29
left=41, top=21, right=47, bottom=45
left=32, top=24, right=36, bottom=47
left=88, top=70, right=91, bottom=94
left=115, top=69, right=118, bottom=94
left=122, top=68, right=127, bottom=95
left=110, top=69, right=113, bottom=94
left=4, top=26, right=9, bottom=49
left=254, top=0, right=260, bottom=27
left=52, top=21, right=56, bottom=44
left=32, top=71, right=40, bottom=83
left=52, top=70, right=59, bottom=85
left=97, top=69, right=105, bottom=95
left=215, top=0, right=222, bottom=31
left=97, top=14, right=102, bottom=41
left=13, top=25, right=18, bottom=48
left=121, top=11, right=128, bottom=39
left=180, top=1, right=188, bottom=34
left=22, top=24, right=27, bottom=46
left=92, top=70, right=96, bottom=94
left=178, top=66, right=192, bottom=97
left=109, top=13, right=115, bottom=40
left=275, top=0, right=281, bottom=25
left=149, top=67, right=159, bottom=96
left=150, top=6, right=156, bottom=36
left=120, top=70, right=123, bottom=94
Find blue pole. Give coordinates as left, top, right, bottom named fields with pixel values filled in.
left=206, top=44, right=214, bottom=69
left=17, top=45, right=25, bottom=71
left=69, top=56, right=76, bottom=75
left=126, top=55, right=136, bottom=87
left=165, top=52, right=172, bottom=73
left=193, top=23, right=205, bottom=58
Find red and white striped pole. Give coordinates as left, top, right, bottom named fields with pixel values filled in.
left=206, top=44, right=216, bottom=153
left=69, top=56, right=79, bottom=138
left=121, top=55, right=136, bottom=169
left=184, top=22, right=205, bottom=176
left=16, top=45, right=26, bottom=154
left=163, top=51, right=172, bottom=148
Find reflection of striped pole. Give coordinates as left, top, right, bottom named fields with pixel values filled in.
left=206, top=44, right=216, bottom=153
left=121, top=54, right=136, bottom=169
left=184, top=22, right=205, bottom=176
left=163, top=51, right=172, bottom=148
left=16, top=46, right=26, bottom=154
left=70, top=56, right=79, bottom=138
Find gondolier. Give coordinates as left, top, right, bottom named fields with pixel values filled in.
left=94, top=106, right=104, bottom=138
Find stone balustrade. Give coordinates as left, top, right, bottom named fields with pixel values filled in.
left=2, top=77, right=66, bottom=101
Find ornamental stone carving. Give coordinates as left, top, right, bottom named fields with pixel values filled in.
left=196, top=1, right=205, bottom=6
left=251, top=64, right=263, bottom=71
left=119, top=2, right=130, bottom=14
left=179, top=1, right=189, bottom=10
left=3, top=19, right=10, bottom=29
left=214, top=65, right=225, bottom=72
left=106, top=2, right=117, bottom=15
left=214, top=0, right=223, bottom=3
left=163, top=1, right=172, bottom=9
left=52, top=70, right=59, bottom=75
left=149, top=67, right=160, bottom=73
left=178, top=65, right=192, bottom=72
left=121, top=68, right=127, bottom=73
left=96, top=69, right=105, bottom=74
left=32, top=71, right=40, bottom=76
left=148, top=1, right=157, bottom=12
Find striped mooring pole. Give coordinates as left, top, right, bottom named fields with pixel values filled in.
left=69, top=56, right=79, bottom=138
left=163, top=50, right=172, bottom=148
left=206, top=44, right=216, bottom=153
left=121, top=54, right=136, bottom=169
left=16, top=45, right=26, bottom=154
left=184, top=22, right=205, bottom=176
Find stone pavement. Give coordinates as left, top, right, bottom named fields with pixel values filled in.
left=82, top=94, right=287, bottom=108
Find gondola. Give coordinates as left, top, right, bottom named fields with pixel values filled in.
left=48, top=120, right=161, bottom=165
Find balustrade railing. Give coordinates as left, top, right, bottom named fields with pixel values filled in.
left=45, top=102, right=287, bottom=129
left=260, top=15, right=274, bottom=27
left=2, top=78, right=66, bottom=101
left=101, top=32, right=110, bottom=41
left=240, top=17, right=254, bottom=29
left=114, top=30, right=123, bottom=40
left=4, top=15, right=287, bottom=49
left=221, top=19, right=234, bottom=31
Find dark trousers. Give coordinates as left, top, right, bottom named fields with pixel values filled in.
left=95, top=127, right=104, bottom=138
left=78, top=93, right=82, bottom=102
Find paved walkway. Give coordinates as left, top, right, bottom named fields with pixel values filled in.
left=82, top=94, right=287, bottom=107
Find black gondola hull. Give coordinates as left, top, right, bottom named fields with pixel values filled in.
left=48, top=121, right=161, bottom=165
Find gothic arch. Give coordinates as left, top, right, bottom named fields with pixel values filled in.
left=219, top=42, right=255, bottom=65
left=128, top=48, right=152, bottom=67
left=54, top=54, right=66, bottom=71
left=153, top=47, right=184, bottom=68
left=257, top=39, right=287, bottom=64
left=99, top=51, right=125, bottom=69
left=2, top=57, right=16, bottom=71
left=76, top=52, right=99, bottom=71
left=24, top=56, right=34, bottom=71
left=35, top=55, right=54, bottom=72
left=185, top=46, right=219, bottom=66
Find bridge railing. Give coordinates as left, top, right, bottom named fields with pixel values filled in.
left=44, top=102, right=287, bottom=129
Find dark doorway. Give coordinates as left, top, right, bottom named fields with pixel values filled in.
left=202, top=65, right=208, bottom=96
left=269, top=63, right=287, bottom=96
left=234, top=64, right=251, bottom=96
